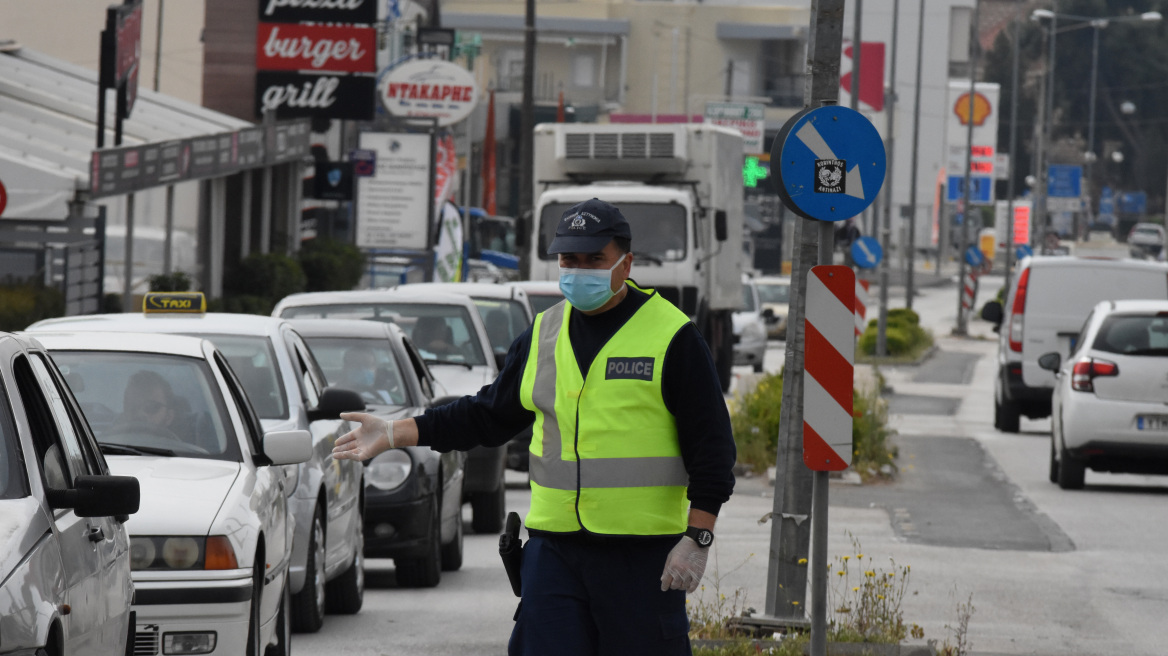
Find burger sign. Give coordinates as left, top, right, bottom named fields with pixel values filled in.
left=378, top=59, right=478, bottom=126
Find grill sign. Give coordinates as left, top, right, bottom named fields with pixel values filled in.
left=257, top=23, right=376, bottom=73
left=378, top=59, right=479, bottom=126
left=256, top=71, right=375, bottom=120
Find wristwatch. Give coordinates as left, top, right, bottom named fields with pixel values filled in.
left=685, top=526, right=714, bottom=548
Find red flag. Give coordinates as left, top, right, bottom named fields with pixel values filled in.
left=482, top=90, right=497, bottom=216
left=557, top=90, right=565, bottom=123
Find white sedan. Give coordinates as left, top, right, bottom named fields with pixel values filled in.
left=33, top=331, right=311, bottom=656
left=1043, top=300, right=1168, bottom=490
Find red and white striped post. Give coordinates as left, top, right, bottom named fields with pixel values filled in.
left=961, top=269, right=979, bottom=313
left=804, top=265, right=856, bottom=471
left=854, top=278, right=870, bottom=337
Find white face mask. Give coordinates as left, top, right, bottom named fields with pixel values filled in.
left=558, top=254, right=627, bottom=311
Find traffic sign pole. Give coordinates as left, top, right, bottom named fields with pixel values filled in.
left=955, top=0, right=981, bottom=337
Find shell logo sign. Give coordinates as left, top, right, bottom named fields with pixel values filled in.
left=953, top=92, right=992, bottom=127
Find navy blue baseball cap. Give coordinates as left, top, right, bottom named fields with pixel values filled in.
left=547, top=198, right=633, bottom=254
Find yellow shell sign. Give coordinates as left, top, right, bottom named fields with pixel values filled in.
left=953, top=92, right=992, bottom=127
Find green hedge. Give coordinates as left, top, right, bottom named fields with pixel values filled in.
left=298, top=238, right=365, bottom=292
left=858, top=308, right=931, bottom=357
left=0, top=283, right=64, bottom=331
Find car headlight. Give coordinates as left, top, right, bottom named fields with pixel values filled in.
left=365, top=449, right=412, bottom=491
left=131, top=536, right=239, bottom=570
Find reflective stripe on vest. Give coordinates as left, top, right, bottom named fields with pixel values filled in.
left=520, top=285, right=691, bottom=535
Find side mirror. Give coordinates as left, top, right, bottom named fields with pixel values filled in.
left=48, top=475, right=140, bottom=518
left=308, top=386, right=365, bottom=422
left=714, top=210, right=728, bottom=242
left=263, top=430, right=313, bottom=465
left=980, top=300, right=1003, bottom=326
left=762, top=308, right=775, bottom=321
left=1037, top=352, right=1061, bottom=372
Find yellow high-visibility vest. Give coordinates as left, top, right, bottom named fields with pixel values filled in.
left=519, top=284, right=691, bottom=535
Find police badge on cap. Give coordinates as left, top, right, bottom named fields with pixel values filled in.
left=547, top=198, right=633, bottom=254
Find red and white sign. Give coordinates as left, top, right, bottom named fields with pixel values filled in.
left=840, top=41, right=885, bottom=112
left=854, top=278, right=870, bottom=337
left=378, top=60, right=479, bottom=126
left=257, top=23, right=376, bottom=73
left=804, top=265, right=856, bottom=472
left=962, top=269, right=979, bottom=311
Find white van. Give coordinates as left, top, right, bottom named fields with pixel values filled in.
left=982, top=256, right=1168, bottom=432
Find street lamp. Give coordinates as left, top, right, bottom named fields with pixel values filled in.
left=1030, top=8, right=1161, bottom=238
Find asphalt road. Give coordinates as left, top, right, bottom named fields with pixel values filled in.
left=292, top=278, right=1168, bottom=656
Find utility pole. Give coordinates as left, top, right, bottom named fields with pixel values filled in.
left=875, top=0, right=898, bottom=357
left=1004, top=0, right=1021, bottom=290
left=955, top=0, right=980, bottom=336
left=905, top=0, right=924, bottom=310
left=153, top=0, right=164, bottom=92
left=517, top=0, right=536, bottom=280
left=763, top=0, right=844, bottom=623
left=850, top=0, right=864, bottom=235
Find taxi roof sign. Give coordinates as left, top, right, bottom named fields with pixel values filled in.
left=143, top=292, right=206, bottom=314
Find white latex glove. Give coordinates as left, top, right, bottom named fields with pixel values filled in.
left=332, top=412, right=393, bottom=461
left=660, top=536, right=708, bottom=593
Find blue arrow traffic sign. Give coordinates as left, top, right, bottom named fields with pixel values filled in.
left=772, top=105, right=887, bottom=222
left=850, top=235, right=882, bottom=268
left=964, top=245, right=986, bottom=267
left=1015, top=244, right=1033, bottom=260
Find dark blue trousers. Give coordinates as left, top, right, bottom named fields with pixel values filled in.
left=508, top=535, right=691, bottom=656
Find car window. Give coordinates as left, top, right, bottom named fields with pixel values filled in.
left=474, top=298, right=530, bottom=355
left=302, top=336, right=411, bottom=406
left=206, top=335, right=289, bottom=420
left=287, top=332, right=325, bottom=408
left=527, top=293, right=564, bottom=315
left=741, top=283, right=757, bottom=311
left=279, top=303, right=488, bottom=366
left=1070, top=311, right=1094, bottom=357
left=213, top=351, right=265, bottom=458
left=28, top=354, right=96, bottom=481
left=757, top=282, right=790, bottom=304
left=1091, top=314, right=1168, bottom=355
left=14, top=354, right=78, bottom=491
left=0, top=373, right=29, bottom=500
left=50, top=351, right=243, bottom=462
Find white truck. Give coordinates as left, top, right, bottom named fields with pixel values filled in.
left=529, top=122, right=745, bottom=391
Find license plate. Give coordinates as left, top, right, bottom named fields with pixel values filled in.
left=1137, top=415, right=1168, bottom=431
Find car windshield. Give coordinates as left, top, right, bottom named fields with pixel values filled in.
left=51, top=352, right=242, bottom=462
left=526, top=293, right=564, bottom=314
left=302, top=336, right=411, bottom=406
left=280, top=303, right=488, bottom=366
left=473, top=298, right=530, bottom=355
left=537, top=202, right=687, bottom=262
left=756, top=282, right=790, bottom=304
left=194, top=336, right=288, bottom=421
left=0, top=381, right=28, bottom=500
left=741, top=284, right=757, bottom=311
left=1091, top=314, right=1168, bottom=355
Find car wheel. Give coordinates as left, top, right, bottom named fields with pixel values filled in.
left=470, top=477, right=505, bottom=534
left=1048, top=436, right=1060, bottom=484
left=395, top=499, right=441, bottom=588
left=264, top=578, right=291, bottom=656
left=440, top=492, right=464, bottom=572
left=1057, top=439, right=1086, bottom=490
left=997, top=398, right=1021, bottom=433
left=325, top=514, right=364, bottom=615
left=246, top=557, right=264, bottom=656
left=292, top=509, right=326, bottom=633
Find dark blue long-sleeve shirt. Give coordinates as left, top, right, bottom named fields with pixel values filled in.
left=414, top=284, right=736, bottom=517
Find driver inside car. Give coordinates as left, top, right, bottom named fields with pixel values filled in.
left=118, top=369, right=178, bottom=432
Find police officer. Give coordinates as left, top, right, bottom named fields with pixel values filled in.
left=333, top=198, right=736, bottom=656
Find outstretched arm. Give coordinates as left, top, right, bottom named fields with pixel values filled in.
left=332, top=413, right=420, bottom=461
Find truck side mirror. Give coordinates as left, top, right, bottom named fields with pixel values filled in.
left=714, top=210, right=728, bottom=242
left=514, top=212, right=529, bottom=249
left=980, top=300, right=1003, bottom=326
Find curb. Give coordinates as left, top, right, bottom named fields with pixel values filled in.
left=692, top=639, right=936, bottom=655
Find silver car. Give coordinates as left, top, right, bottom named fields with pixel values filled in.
left=28, top=294, right=366, bottom=634
left=0, top=332, right=140, bottom=655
